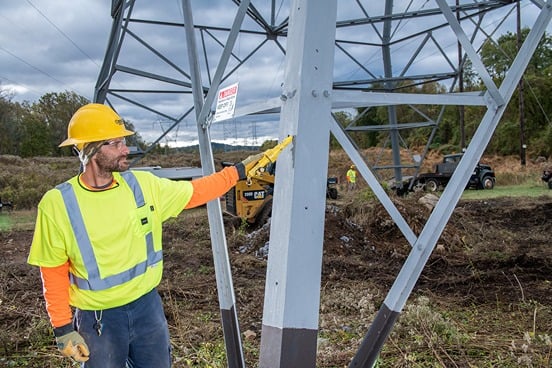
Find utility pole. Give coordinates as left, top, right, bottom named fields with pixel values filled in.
left=517, top=0, right=527, bottom=166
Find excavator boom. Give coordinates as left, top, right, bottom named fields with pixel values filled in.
left=247, top=135, right=293, bottom=179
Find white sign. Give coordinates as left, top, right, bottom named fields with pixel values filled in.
left=213, top=82, right=239, bottom=122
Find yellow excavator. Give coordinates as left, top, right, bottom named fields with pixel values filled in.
left=222, top=136, right=338, bottom=226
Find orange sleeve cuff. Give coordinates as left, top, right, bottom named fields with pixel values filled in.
left=40, top=263, right=72, bottom=328
left=186, top=166, right=239, bottom=209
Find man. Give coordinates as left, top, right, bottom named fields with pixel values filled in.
left=346, top=164, right=357, bottom=191
left=27, top=103, right=263, bottom=367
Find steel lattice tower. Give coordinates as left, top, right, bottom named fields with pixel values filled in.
left=95, top=1, right=552, bottom=367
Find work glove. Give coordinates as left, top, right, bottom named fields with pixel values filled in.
left=235, top=152, right=264, bottom=180
left=54, top=323, right=90, bottom=362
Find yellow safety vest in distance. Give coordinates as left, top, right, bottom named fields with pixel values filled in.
left=347, top=169, right=357, bottom=183
left=28, top=170, right=192, bottom=310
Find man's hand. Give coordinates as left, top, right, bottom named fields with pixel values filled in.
left=54, top=324, right=90, bottom=362
left=235, top=153, right=264, bottom=180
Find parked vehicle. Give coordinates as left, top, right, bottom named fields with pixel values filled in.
left=0, top=197, right=13, bottom=212
left=411, top=153, right=496, bottom=192
left=542, top=169, right=552, bottom=189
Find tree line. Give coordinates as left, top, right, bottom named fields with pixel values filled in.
left=331, top=28, right=552, bottom=159
left=1, top=29, right=551, bottom=159
left=0, top=91, right=149, bottom=157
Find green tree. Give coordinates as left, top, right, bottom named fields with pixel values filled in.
left=480, top=28, right=552, bottom=81
left=19, top=110, right=52, bottom=157
left=531, top=123, right=552, bottom=157
left=465, top=29, right=552, bottom=157
left=260, top=139, right=277, bottom=151
left=0, top=88, right=21, bottom=155
left=33, top=91, right=89, bottom=156
left=330, top=111, right=353, bottom=149
left=351, top=107, right=383, bottom=149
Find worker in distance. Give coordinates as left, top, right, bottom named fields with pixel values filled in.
left=346, top=164, right=357, bottom=191
left=27, top=103, right=265, bottom=367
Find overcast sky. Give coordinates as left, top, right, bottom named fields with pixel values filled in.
left=1, top=1, right=547, bottom=147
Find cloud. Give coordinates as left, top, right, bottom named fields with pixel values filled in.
left=1, top=1, right=549, bottom=147
left=0, top=2, right=110, bottom=101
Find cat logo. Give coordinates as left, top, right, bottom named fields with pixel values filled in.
left=243, top=190, right=266, bottom=201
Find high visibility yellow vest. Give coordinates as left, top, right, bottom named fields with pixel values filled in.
left=28, top=171, right=193, bottom=310
left=347, top=169, right=357, bottom=183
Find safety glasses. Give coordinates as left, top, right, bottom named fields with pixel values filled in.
left=102, top=138, right=127, bottom=149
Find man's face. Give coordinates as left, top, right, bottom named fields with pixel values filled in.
left=93, top=138, right=130, bottom=172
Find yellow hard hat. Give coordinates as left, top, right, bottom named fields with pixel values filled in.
left=350, top=165, right=356, bottom=169
left=59, top=103, right=134, bottom=147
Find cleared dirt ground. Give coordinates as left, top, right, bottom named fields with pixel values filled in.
left=0, top=151, right=551, bottom=367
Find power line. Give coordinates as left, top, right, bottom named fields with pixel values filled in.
left=0, top=45, right=68, bottom=88
left=25, top=0, right=99, bottom=67
left=0, top=45, right=89, bottom=99
left=0, top=2, right=98, bottom=100
left=0, top=74, right=44, bottom=98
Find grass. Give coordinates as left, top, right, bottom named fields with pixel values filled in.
left=0, top=209, right=36, bottom=232
left=0, top=213, right=10, bottom=231
left=461, top=183, right=552, bottom=200
left=317, top=291, right=552, bottom=367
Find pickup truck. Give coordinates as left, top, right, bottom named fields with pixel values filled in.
left=411, top=153, right=496, bottom=192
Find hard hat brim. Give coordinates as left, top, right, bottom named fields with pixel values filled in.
left=59, top=129, right=134, bottom=147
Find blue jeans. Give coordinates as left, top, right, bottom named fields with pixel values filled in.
left=74, top=288, right=171, bottom=368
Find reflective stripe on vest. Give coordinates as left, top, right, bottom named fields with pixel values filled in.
left=56, top=171, right=160, bottom=291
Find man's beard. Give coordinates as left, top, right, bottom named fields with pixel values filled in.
left=94, top=150, right=129, bottom=173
